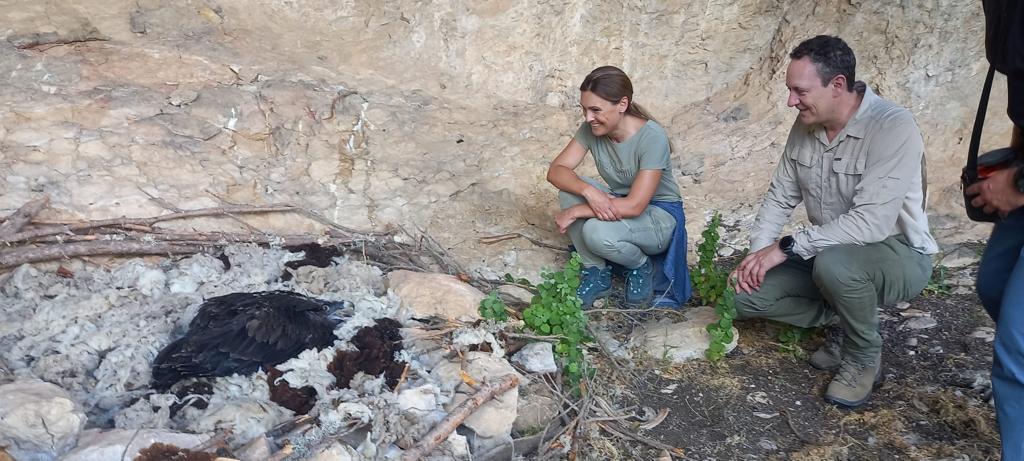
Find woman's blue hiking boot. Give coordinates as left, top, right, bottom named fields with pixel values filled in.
left=624, top=259, right=655, bottom=306
left=578, top=265, right=612, bottom=308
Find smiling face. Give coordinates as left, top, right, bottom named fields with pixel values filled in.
left=785, top=57, right=839, bottom=126
left=580, top=90, right=628, bottom=137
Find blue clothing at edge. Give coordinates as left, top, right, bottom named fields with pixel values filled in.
left=976, top=208, right=1024, bottom=459
left=648, top=200, right=692, bottom=307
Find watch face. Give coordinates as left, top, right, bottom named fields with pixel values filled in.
left=1016, top=168, right=1024, bottom=193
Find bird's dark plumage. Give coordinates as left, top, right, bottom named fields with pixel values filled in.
left=152, top=291, right=342, bottom=391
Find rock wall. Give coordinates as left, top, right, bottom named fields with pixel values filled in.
left=0, top=0, right=1001, bottom=277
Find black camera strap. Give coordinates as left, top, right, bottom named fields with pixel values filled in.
left=967, top=66, right=997, bottom=178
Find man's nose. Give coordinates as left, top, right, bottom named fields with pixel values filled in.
left=787, top=92, right=799, bottom=108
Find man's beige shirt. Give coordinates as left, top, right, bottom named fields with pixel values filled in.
left=749, top=84, right=939, bottom=258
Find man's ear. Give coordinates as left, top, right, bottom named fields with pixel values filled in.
left=831, top=74, right=847, bottom=93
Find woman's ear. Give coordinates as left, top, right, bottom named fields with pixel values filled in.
left=618, top=96, right=629, bottom=113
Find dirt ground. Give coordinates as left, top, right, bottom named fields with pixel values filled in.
left=578, top=259, right=1000, bottom=461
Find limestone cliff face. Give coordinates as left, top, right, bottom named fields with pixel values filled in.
left=0, top=1, right=997, bottom=276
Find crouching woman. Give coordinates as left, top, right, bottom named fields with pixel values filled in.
left=546, top=65, right=691, bottom=308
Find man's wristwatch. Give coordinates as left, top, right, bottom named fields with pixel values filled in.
left=778, top=235, right=798, bottom=258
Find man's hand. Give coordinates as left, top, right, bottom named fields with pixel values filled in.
left=731, top=241, right=789, bottom=295
left=966, top=167, right=1024, bottom=217
left=581, top=186, right=621, bottom=221
left=555, top=208, right=577, bottom=234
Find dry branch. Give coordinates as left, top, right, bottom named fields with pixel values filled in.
left=400, top=374, right=520, bottom=461
left=2, top=204, right=299, bottom=244
left=0, top=196, right=49, bottom=242
left=479, top=232, right=568, bottom=252
left=0, top=241, right=205, bottom=269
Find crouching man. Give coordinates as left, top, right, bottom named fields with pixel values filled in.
left=731, top=35, right=937, bottom=408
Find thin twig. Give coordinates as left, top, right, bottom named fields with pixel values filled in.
left=478, top=232, right=569, bottom=251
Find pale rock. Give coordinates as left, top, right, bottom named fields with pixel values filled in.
left=511, top=342, right=558, bottom=374
left=309, top=441, right=358, bottom=461
left=234, top=436, right=273, bottom=461
left=388, top=270, right=484, bottom=322
left=430, top=352, right=521, bottom=439
left=397, top=384, right=439, bottom=415
left=0, top=380, right=86, bottom=461
left=902, top=317, right=939, bottom=330
left=940, top=246, right=981, bottom=268
left=629, top=306, right=739, bottom=363
left=7, top=129, right=51, bottom=147
left=905, top=337, right=919, bottom=347
left=970, top=327, right=996, bottom=342
left=497, top=284, right=534, bottom=304
left=60, top=429, right=208, bottom=461
left=513, top=383, right=560, bottom=434
left=167, top=88, right=199, bottom=106
left=895, top=301, right=911, bottom=310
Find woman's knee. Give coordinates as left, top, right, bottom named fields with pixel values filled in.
left=580, top=220, right=617, bottom=252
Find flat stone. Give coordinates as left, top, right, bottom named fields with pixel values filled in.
left=894, top=301, right=911, bottom=310
left=61, top=429, right=208, bottom=461
left=430, top=352, right=521, bottom=440
left=167, top=88, right=199, bottom=106
left=628, top=306, right=739, bottom=363
left=513, top=383, right=560, bottom=434
left=970, top=327, right=995, bottom=342
left=151, top=113, right=221, bottom=140
left=388, top=270, right=484, bottom=322
left=511, top=342, right=558, bottom=374
left=902, top=317, right=938, bottom=330
left=940, top=246, right=981, bottom=268
left=0, top=380, right=87, bottom=461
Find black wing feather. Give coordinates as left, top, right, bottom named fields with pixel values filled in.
left=151, top=291, right=339, bottom=390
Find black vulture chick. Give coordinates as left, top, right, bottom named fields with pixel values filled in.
left=152, top=291, right=348, bottom=391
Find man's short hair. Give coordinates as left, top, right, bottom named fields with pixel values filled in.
left=789, top=35, right=857, bottom=92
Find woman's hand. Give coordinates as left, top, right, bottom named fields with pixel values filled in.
left=555, top=209, right=578, bottom=234
left=582, top=186, right=620, bottom=221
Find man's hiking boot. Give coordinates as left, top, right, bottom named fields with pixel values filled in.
left=809, top=324, right=843, bottom=371
left=824, top=356, right=884, bottom=408
left=578, top=265, right=612, bottom=308
left=624, top=258, right=655, bottom=306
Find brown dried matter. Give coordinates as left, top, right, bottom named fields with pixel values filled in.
left=329, top=318, right=406, bottom=389
left=266, top=366, right=318, bottom=415
left=133, top=443, right=216, bottom=461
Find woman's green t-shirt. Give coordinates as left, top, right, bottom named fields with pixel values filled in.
left=573, top=120, right=682, bottom=202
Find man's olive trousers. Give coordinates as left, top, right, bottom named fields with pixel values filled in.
left=734, top=236, right=932, bottom=364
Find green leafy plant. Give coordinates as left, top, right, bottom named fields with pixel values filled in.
left=705, top=286, right=736, bottom=361
left=692, top=212, right=737, bottom=361
left=691, top=212, right=728, bottom=306
left=522, top=253, right=590, bottom=388
left=479, top=291, right=509, bottom=322
left=922, top=264, right=950, bottom=296
left=777, top=324, right=815, bottom=359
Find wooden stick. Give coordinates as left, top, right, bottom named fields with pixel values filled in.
left=478, top=232, right=568, bottom=251
left=0, top=241, right=205, bottom=269
left=400, top=374, right=520, bottom=461
left=3, top=204, right=299, bottom=243
left=0, top=196, right=49, bottom=242
left=30, top=231, right=367, bottom=247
